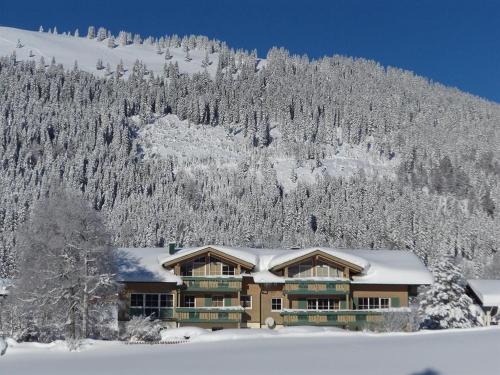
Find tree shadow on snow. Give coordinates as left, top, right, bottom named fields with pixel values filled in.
left=115, top=249, right=159, bottom=281
left=409, top=369, right=440, bottom=375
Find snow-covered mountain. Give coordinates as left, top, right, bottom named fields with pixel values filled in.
left=0, top=25, right=499, bottom=280
left=0, top=26, right=219, bottom=77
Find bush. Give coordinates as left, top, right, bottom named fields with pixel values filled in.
left=121, top=316, right=163, bottom=342
left=379, top=309, right=419, bottom=332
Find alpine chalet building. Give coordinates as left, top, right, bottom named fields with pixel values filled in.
left=117, top=245, right=433, bottom=330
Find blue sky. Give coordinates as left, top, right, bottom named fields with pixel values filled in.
left=1, top=0, right=499, bottom=102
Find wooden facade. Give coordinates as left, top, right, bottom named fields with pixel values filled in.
left=118, top=246, right=427, bottom=330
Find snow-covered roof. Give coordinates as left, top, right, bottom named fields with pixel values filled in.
left=467, top=279, right=500, bottom=307
left=251, top=270, right=286, bottom=284
left=266, top=247, right=368, bottom=270
left=128, top=245, right=431, bottom=285
left=159, top=245, right=258, bottom=267
left=350, top=250, right=433, bottom=285
left=117, top=248, right=182, bottom=285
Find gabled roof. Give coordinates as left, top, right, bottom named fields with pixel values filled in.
left=118, top=245, right=433, bottom=286
left=267, top=248, right=368, bottom=273
left=467, top=279, right=500, bottom=307
left=159, top=245, right=257, bottom=269
left=117, top=248, right=183, bottom=284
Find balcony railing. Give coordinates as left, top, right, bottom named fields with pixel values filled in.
left=128, top=308, right=175, bottom=320
left=283, top=280, right=350, bottom=295
left=175, top=307, right=243, bottom=323
left=281, top=310, right=383, bottom=326
left=182, top=277, right=242, bottom=292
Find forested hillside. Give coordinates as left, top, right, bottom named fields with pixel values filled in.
left=0, top=27, right=499, bottom=278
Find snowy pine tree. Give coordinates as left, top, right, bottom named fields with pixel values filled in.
left=419, top=257, right=480, bottom=329
left=87, top=26, right=95, bottom=39
left=96, top=58, right=104, bottom=70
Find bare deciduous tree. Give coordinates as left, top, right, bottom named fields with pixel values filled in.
left=9, top=189, right=118, bottom=342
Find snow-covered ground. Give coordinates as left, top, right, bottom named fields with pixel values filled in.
left=0, top=26, right=218, bottom=78
left=1, top=326, right=499, bottom=375
left=139, top=115, right=397, bottom=191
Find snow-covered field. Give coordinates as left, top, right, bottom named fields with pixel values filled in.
left=0, top=26, right=218, bottom=78
left=1, top=326, right=499, bottom=375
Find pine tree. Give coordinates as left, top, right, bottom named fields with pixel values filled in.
left=39, top=25, right=44, bottom=32
left=133, top=34, right=142, bottom=45
left=419, top=257, right=480, bottom=329
left=201, top=50, right=210, bottom=68
left=164, top=48, right=173, bottom=60
left=118, top=31, right=128, bottom=46
left=96, top=58, right=104, bottom=70
left=97, top=27, right=107, bottom=42
left=185, top=48, right=192, bottom=62
left=107, top=36, right=116, bottom=49
left=74, top=28, right=79, bottom=38
left=87, top=26, right=95, bottom=39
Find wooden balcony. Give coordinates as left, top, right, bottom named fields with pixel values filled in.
left=182, top=277, right=243, bottom=292
left=281, top=310, right=383, bottom=327
left=175, top=307, right=243, bottom=323
left=283, top=280, right=350, bottom=295
left=128, top=308, right=175, bottom=320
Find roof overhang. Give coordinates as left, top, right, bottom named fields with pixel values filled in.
left=161, top=246, right=256, bottom=270
left=269, top=249, right=364, bottom=274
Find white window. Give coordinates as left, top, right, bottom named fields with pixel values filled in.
left=212, top=295, right=224, bottom=307
left=222, top=264, right=235, bottom=276
left=380, top=298, right=391, bottom=309
left=288, top=260, right=313, bottom=278
left=240, top=295, right=252, bottom=309
left=306, top=298, right=340, bottom=310
left=130, top=293, right=173, bottom=319
left=184, top=295, right=196, bottom=308
left=316, top=263, right=330, bottom=277
left=271, top=298, right=282, bottom=311
left=357, top=297, right=391, bottom=310
left=181, top=257, right=206, bottom=276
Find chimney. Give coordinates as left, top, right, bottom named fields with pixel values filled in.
left=168, top=242, right=177, bottom=255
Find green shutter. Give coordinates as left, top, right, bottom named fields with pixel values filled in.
left=340, top=300, right=347, bottom=309
left=224, top=296, right=232, bottom=307
left=353, top=297, right=359, bottom=309
left=205, top=295, right=212, bottom=307
left=298, top=299, right=307, bottom=309
left=391, top=297, right=400, bottom=308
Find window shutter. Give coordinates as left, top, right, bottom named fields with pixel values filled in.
left=298, top=299, right=306, bottom=309
left=224, top=295, right=232, bottom=307
left=391, top=297, right=400, bottom=308
left=340, top=300, right=347, bottom=309
left=205, top=295, right=212, bottom=307
left=353, top=297, right=359, bottom=309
